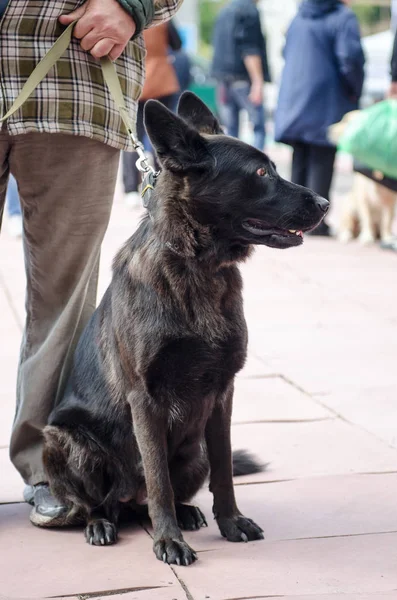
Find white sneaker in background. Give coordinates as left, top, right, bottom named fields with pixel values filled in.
left=7, top=214, right=23, bottom=238
left=125, top=191, right=141, bottom=209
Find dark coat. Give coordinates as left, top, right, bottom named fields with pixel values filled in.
left=211, top=0, right=271, bottom=83
left=0, top=0, right=9, bottom=17
left=275, top=0, right=365, bottom=147
left=391, top=30, right=397, bottom=83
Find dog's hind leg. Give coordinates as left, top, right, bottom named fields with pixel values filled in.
left=356, top=176, right=376, bottom=245
left=379, top=187, right=396, bottom=244
left=43, top=424, right=121, bottom=544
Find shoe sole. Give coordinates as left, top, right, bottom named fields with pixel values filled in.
left=30, top=507, right=84, bottom=528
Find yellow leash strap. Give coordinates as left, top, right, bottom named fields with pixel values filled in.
left=0, top=21, right=153, bottom=173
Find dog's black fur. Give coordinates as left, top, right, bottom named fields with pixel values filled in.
left=43, top=93, right=328, bottom=565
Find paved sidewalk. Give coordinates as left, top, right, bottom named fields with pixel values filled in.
left=1, top=152, right=397, bottom=600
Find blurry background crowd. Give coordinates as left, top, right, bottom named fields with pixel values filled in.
left=5, top=0, right=397, bottom=249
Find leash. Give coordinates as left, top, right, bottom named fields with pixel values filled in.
left=0, top=21, right=158, bottom=207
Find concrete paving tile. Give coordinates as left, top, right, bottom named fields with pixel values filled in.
left=218, top=594, right=397, bottom=600
left=174, top=532, right=397, bottom=600
left=0, top=503, right=181, bottom=599
left=179, top=473, right=397, bottom=552
left=0, top=448, right=23, bottom=503
left=230, top=419, right=397, bottom=484
left=238, top=351, right=274, bottom=378
left=232, top=376, right=333, bottom=424
left=247, top=323, right=397, bottom=396
left=56, top=592, right=397, bottom=600
left=0, top=389, right=15, bottom=448
left=0, top=333, right=20, bottom=359
left=314, top=386, right=397, bottom=449
left=286, top=595, right=397, bottom=600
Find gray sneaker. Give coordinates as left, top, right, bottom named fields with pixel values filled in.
left=25, top=483, right=79, bottom=527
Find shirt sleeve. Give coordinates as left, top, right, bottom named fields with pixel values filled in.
left=236, top=11, right=263, bottom=58
left=117, top=0, right=182, bottom=34
left=151, top=0, right=184, bottom=26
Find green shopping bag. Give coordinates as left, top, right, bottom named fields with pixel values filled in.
left=338, top=99, right=397, bottom=179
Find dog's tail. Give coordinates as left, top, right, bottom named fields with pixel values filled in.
left=232, top=449, right=266, bottom=477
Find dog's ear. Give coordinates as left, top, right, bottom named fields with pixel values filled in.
left=177, top=91, right=223, bottom=135
left=144, top=100, right=213, bottom=172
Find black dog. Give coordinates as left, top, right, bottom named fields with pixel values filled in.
left=43, top=92, right=328, bottom=566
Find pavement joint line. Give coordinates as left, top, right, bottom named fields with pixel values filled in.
left=49, top=585, right=165, bottom=599
left=269, top=530, right=397, bottom=544
left=224, top=594, right=284, bottom=600
left=232, top=417, right=335, bottom=425
left=282, top=372, right=397, bottom=452
left=170, top=567, right=196, bottom=600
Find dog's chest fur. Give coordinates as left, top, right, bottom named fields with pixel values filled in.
left=113, top=234, right=248, bottom=426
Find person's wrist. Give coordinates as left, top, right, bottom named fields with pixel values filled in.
left=116, top=0, right=154, bottom=37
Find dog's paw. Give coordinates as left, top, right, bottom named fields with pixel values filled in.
left=85, top=519, right=118, bottom=546
left=358, top=231, right=375, bottom=245
left=380, top=234, right=394, bottom=245
left=338, top=230, right=354, bottom=244
left=217, top=515, right=264, bottom=543
left=175, top=503, right=208, bottom=531
left=154, top=538, right=198, bottom=566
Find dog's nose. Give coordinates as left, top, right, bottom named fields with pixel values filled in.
left=315, top=196, right=329, bottom=214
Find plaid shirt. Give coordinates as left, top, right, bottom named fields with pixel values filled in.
left=0, top=0, right=182, bottom=150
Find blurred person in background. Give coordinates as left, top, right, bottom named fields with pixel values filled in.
left=211, top=0, right=271, bottom=151
left=169, top=22, right=192, bottom=111
left=6, top=175, right=22, bottom=238
left=389, top=28, right=397, bottom=98
left=275, top=0, right=365, bottom=236
left=123, top=20, right=180, bottom=207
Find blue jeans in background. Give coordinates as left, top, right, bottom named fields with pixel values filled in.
left=6, top=175, right=21, bottom=217
left=218, top=80, right=266, bottom=151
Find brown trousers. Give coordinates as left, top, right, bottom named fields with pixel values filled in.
left=0, top=132, right=120, bottom=485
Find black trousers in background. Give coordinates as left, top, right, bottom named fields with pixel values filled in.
left=291, top=142, right=337, bottom=201
left=123, top=94, right=175, bottom=194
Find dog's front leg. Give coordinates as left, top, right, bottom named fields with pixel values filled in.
left=129, top=392, right=197, bottom=566
left=206, top=383, right=264, bottom=543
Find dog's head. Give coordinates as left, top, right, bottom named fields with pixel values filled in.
left=144, top=92, right=328, bottom=251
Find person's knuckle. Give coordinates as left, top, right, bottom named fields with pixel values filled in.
left=91, top=11, right=105, bottom=25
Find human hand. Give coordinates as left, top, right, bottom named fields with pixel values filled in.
left=59, top=0, right=136, bottom=61
left=249, top=82, right=264, bottom=106
left=388, top=82, right=397, bottom=99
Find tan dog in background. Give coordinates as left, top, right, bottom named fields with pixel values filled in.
left=329, top=112, right=397, bottom=245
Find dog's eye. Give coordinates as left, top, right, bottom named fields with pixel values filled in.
left=257, top=168, right=267, bottom=177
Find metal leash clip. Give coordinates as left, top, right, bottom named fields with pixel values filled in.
left=133, top=138, right=155, bottom=175
left=128, top=130, right=159, bottom=209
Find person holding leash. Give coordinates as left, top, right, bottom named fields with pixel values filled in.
left=0, top=0, right=182, bottom=526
